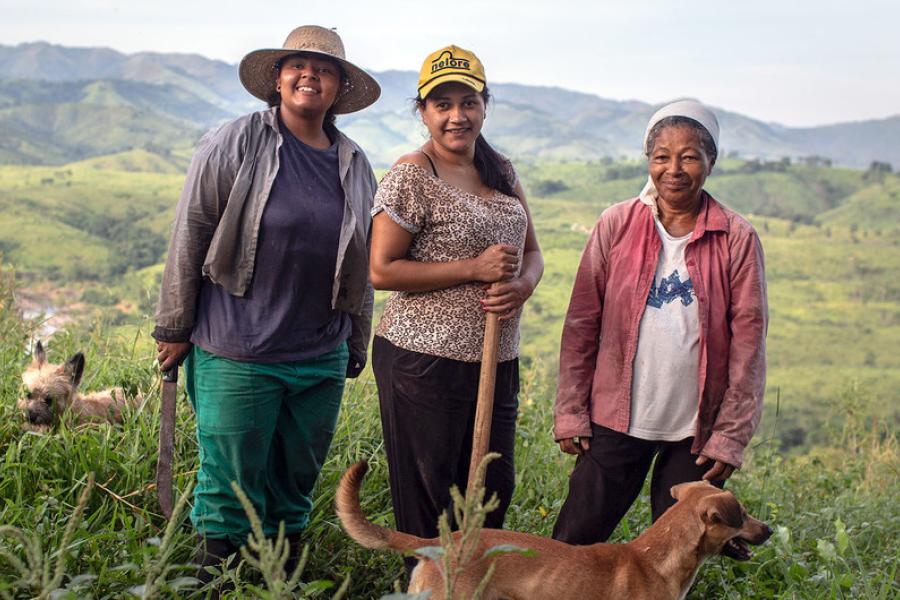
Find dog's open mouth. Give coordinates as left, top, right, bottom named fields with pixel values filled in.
left=722, top=537, right=753, bottom=561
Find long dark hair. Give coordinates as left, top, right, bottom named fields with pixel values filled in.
left=416, top=87, right=518, bottom=199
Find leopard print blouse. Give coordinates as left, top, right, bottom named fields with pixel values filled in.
left=373, top=162, right=528, bottom=362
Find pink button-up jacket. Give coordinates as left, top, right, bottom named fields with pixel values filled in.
left=554, top=193, right=767, bottom=468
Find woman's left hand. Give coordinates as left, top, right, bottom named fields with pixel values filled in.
left=696, top=455, right=736, bottom=482
left=481, top=278, right=534, bottom=320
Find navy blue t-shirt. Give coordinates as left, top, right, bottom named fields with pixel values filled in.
left=191, top=118, right=350, bottom=362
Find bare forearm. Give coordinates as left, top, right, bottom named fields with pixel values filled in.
left=518, top=249, right=544, bottom=293
left=371, top=258, right=476, bottom=292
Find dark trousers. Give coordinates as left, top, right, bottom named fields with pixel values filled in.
left=372, top=336, right=519, bottom=573
left=552, top=423, right=723, bottom=545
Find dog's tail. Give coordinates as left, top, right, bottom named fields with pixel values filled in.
left=335, top=461, right=431, bottom=553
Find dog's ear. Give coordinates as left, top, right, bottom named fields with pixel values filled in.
left=63, top=353, right=85, bottom=387
left=671, top=481, right=705, bottom=501
left=700, top=493, right=743, bottom=528
left=32, top=340, right=47, bottom=367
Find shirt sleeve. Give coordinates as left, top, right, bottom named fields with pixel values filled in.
left=372, top=164, right=429, bottom=234
left=153, top=129, right=238, bottom=342
left=347, top=162, right=378, bottom=378
left=701, top=224, right=768, bottom=468
left=553, top=211, right=612, bottom=440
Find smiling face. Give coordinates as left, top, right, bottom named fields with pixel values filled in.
left=275, top=53, right=342, bottom=121
left=647, top=125, right=714, bottom=209
left=419, top=82, right=486, bottom=155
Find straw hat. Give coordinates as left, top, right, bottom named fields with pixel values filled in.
left=239, top=25, right=380, bottom=114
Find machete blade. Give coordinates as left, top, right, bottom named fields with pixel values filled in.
left=156, top=367, right=178, bottom=519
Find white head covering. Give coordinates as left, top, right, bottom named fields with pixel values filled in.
left=639, top=99, right=720, bottom=213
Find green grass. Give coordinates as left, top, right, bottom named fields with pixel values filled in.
left=0, top=161, right=183, bottom=281
left=1, top=156, right=899, bottom=597
left=0, top=272, right=897, bottom=598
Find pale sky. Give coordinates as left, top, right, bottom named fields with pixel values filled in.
left=3, top=0, right=898, bottom=127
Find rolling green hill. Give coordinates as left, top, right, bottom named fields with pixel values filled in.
left=0, top=155, right=183, bottom=280
left=1, top=154, right=897, bottom=450
left=2, top=42, right=899, bottom=168
left=0, top=79, right=224, bottom=164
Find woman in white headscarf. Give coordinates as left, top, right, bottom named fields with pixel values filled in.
left=552, top=100, right=768, bottom=549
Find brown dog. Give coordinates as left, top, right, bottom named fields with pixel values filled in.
left=336, top=461, right=772, bottom=599
left=19, top=341, right=136, bottom=428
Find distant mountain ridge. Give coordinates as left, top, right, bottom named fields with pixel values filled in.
left=2, top=41, right=898, bottom=168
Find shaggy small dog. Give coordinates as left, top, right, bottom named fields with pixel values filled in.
left=19, top=341, right=136, bottom=428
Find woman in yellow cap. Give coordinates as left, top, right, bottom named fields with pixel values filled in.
left=369, top=44, right=543, bottom=574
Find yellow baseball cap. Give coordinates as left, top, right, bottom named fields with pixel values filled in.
left=417, top=45, right=486, bottom=99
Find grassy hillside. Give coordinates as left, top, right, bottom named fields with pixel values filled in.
left=2, top=155, right=898, bottom=451
left=0, top=156, right=183, bottom=280
left=0, top=79, right=208, bottom=165
left=4, top=42, right=900, bottom=167
left=0, top=154, right=898, bottom=597
left=0, top=275, right=896, bottom=598
left=817, top=174, right=900, bottom=230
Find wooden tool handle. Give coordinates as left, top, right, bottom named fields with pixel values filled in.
left=467, top=310, right=501, bottom=493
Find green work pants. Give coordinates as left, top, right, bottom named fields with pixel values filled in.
left=184, top=343, right=348, bottom=545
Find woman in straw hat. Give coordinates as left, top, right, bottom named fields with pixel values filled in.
left=369, top=44, right=543, bottom=574
left=153, top=25, right=380, bottom=577
left=552, top=100, right=767, bottom=555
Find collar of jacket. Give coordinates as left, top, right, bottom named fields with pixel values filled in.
left=260, top=106, right=359, bottom=181
left=639, top=187, right=730, bottom=239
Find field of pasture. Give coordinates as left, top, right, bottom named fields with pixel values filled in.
left=0, top=155, right=898, bottom=597
left=0, top=273, right=897, bottom=598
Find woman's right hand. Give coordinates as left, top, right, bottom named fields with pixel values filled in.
left=470, top=244, right=519, bottom=282
left=157, top=341, right=193, bottom=372
left=558, top=436, right=591, bottom=455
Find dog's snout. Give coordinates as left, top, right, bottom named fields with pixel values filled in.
left=26, top=407, right=51, bottom=425
left=743, top=518, right=773, bottom=545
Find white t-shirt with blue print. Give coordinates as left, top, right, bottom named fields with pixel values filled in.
left=628, top=216, right=700, bottom=441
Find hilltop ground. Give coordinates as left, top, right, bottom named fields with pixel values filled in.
left=0, top=154, right=897, bottom=597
